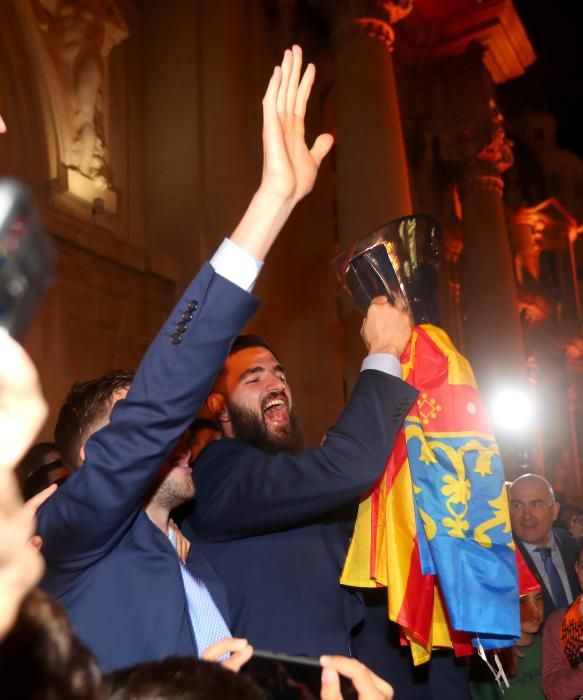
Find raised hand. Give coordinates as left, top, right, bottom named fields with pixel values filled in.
left=230, top=46, right=333, bottom=261
left=260, top=45, right=333, bottom=205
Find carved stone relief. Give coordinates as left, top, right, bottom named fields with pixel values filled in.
left=26, top=0, right=128, bottom=208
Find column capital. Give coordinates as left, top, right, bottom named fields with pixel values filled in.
left=442, top=100, right=514, bottom=198
left=319, top=0, right=413, bottom=48
left=395, top=0, right=535, bottom=85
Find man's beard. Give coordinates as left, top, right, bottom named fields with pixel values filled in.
left=228, top=399, right=304, bottom=455
left=151, top=473, right=195, bottom=511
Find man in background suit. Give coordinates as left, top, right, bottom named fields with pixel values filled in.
left=36, top=45, right=334, bottom=673
left=510, top=473, right=580, bottom=621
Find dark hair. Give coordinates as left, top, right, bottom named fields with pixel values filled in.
left=104, top=657, right=263, bottom=700
left=189, top=417, right=222, bottom=436
left=22, top=458, right=70, bottom=501
left=17, top=441, right=59, bottom=484
left=55, top=370, right=134, bottom=469
left=0, top=588, right=103, bottom=700
left=229, top=334, right=277, bottom=358
left=556, top=503, right=583, bottom=531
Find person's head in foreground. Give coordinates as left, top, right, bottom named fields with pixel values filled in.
left=104, top=656, right=263, bottom=700
left=0, top=588, right=103, bottom=700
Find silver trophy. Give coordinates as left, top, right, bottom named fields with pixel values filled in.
left=333, top=214, right=441, bottom=325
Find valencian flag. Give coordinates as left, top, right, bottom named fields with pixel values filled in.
left=341, top=324, right=521, bottom=664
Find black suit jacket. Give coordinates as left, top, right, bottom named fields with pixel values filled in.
left=516, top=528, right=580, bottom=621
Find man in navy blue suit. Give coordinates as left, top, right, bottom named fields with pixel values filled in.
left=183, top=334, right=472, bottom=697
left=182, top=319, right=418, bottom=649
left=36, top=45, right=335, bottom=674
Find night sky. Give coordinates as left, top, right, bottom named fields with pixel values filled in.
left=499, top=0, right=583, bottom=158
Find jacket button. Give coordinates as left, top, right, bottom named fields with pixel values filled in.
left=171, top=333, right=182, bottom=345
left=182, top=312, right=193, bottom=322
left=176, top=322, right=188, bottom=333
left=392, top=414, right=401, bottom=423
left=187, top=300, right=198, bottom=312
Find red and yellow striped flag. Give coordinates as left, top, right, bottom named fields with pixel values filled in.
left=341, top=324, right=517, bottom=664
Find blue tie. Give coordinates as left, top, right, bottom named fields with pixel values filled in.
left=168, top=528, right=231, bottom=656
left=534, top=546, right=569, bottom=609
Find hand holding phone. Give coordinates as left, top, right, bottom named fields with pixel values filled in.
left=202, top=636, right=254, bottom=672
left=243, top=649, right=394, bottom=699
left=320, top=655, right=394, bottom=700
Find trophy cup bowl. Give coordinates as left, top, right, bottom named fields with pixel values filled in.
left=333, top=214, right=441, bottom=325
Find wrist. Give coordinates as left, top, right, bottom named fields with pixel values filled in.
left=367, top=346, right=401, bottom=358
left=229, top=188, right=295, bottom=261
left=254, top=182, right=295, bottom=208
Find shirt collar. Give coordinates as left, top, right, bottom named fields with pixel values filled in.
left=522, top=530, right=556, bottom=554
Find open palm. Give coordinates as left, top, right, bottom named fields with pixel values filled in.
left=261, top=45, right=333, bottom=205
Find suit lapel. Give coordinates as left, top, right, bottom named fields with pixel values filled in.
left=131, top=511, right=197, bottom=653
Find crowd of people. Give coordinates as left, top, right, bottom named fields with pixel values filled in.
left=468, top=475, right=583, bottom=699
left=2, top=45, right=583, bottom=700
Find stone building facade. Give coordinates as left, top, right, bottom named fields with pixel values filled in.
left=1, top=0, right=581, bottom=501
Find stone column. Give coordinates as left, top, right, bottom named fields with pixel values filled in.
left=328, top=0, right=414, bottom=390
left=443, top=226, right=464, bottom=352
left=447, top=100, right=526, bottom=395
left=333, top=0, right=413, bottom=237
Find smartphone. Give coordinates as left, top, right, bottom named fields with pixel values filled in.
left=0, top=179, right=55, bottom=339
left=242, top=649, right=357, bottom=699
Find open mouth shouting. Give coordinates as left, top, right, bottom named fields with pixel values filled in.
left=262, top=392, right=290, bottom=427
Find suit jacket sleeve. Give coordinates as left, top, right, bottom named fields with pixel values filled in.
left=37, top=264, right=260, bottom=568
left=556, top=529, right=582, bottom=600
left=192, top=371, right=418, bottom=539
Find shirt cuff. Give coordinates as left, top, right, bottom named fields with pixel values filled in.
left=361, top=353, right=402, bottom=378
left=210, top=238, right=263, bottom=292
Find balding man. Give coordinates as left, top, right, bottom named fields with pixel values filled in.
left=509, top=473, right=580, bottom=621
